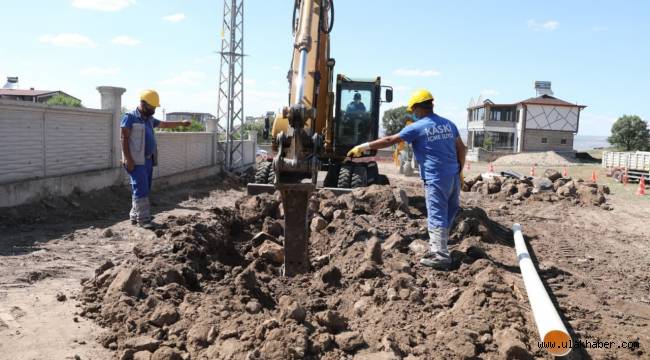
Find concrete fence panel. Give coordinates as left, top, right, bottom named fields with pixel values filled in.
left=44, top=108, right=112, bottom=177
left=0, top=100, right=112, bottom=183
left=0, top=104, right=46, bottom=183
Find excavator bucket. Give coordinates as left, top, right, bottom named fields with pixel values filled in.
left=277, top=183, right=314, bottom=276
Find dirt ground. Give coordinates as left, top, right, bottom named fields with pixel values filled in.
left=0, top=162, right=648, bottom=360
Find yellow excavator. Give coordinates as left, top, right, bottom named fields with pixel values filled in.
left=247, top=0, right=392, bottom=276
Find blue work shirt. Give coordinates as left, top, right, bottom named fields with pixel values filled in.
left=120, top=109, right=161, bottom=157
left=398, top=113, right=460, bottom=181
left=346, top=101, right=367, bottom=113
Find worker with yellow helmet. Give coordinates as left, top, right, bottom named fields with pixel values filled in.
left=348, top=89, right=467, bottom=270
left=120, top=90, right=191, bottom=229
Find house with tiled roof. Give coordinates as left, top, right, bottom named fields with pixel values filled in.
left=0, top=77, right=81, bottom=104
left=466, top=82, right=586, bottom=160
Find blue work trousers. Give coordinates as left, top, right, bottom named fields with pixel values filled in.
left=423, top=174, right=460, bottom=230
left=125, top=159, right=153, bottom=223
left=127, top=158, right=154, bottom=199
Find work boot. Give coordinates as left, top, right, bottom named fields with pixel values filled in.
left=138, top=221, right=159, bottom=230
left=420, top=252, right=451, bottom=270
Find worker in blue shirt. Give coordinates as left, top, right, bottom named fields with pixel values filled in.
left=347, top=89, right=467, bottom=270
left=120, top=90, right=190, bottom=229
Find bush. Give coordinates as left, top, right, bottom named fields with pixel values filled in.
left=158, top=119, right=206, bottom=132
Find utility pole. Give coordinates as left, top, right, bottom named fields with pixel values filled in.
left=216, top=0, right=245, bottom=170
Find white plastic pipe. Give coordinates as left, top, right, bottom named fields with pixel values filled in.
left=513, top=223, right=571, bottom=356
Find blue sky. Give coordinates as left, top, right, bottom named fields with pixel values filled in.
left=1, top=0, right=649, bottom=135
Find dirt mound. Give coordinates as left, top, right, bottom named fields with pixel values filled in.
left=493, top=151, right=577, bottom=166
left=80, top=185, right=549, bottom=359
left=463, top=172, right=610, bottom=208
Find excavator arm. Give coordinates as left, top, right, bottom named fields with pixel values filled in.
left=271, top=0, right=335, bottom=276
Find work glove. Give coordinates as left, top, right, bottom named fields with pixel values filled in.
left=348, top=143, right=368, bottom=157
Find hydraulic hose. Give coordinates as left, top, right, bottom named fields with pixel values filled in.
left=320, top=0, right=334, bottom=34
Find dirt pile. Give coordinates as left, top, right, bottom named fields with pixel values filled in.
left=80, top=185, right=550, bottom=359
left=463, top=172, right=611, bottom=209
left=492, top=151, right=577, bottom=166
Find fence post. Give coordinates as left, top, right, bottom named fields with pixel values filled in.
left=248, top=130, right=258, bottom=166
left=97, top=86, right=127, bottom=168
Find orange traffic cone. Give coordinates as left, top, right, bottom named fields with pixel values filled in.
left=563, top=167, right=568, bottom=177
left=638, top=176, right=646, bottom=196
left=591, top=170, right=598, bottom=183
left=530, top=165, right=536, bottom=177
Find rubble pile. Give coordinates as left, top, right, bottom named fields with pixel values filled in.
left=463, top=169, right=611, bottom=209
left=80, top=186, right=550, bottom=360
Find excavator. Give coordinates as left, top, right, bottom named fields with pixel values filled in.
left=247, top=0, right=393, bottom=276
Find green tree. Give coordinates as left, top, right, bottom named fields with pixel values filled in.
left=238, top=119, right=268, bottom=143
left=607, top=115, right=650, bottom=151
left=158, top=118, right=206, bottom=132
left=382, top=106, right=409, bottom=135
left=46, top=94, right=82, bottom=107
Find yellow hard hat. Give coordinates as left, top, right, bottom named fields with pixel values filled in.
left=139, top=89, right=160, bottom=107
left=406, top=89, right=434, bottom=113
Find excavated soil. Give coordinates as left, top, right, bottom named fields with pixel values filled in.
left=78, top=170, right=647, bottom=360
left=2, top=165, right=648, bottom=360
left=80, top=186, right=536, bottom=360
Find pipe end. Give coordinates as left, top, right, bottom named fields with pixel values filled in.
left=543, top=330, right=572, bottom=356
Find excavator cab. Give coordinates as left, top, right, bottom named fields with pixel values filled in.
left=333, top=75, right=382, bottom=157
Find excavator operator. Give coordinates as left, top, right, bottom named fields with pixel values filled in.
left=347, top=89, right=467, bottom=270
left=346, top=92, right=367, bottom=113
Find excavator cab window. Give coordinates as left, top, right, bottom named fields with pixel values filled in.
left=339, top=89, right=372, bottom=143
left=334, top=78, right=380, bottom=155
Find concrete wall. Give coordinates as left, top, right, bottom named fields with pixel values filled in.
left=522, top=129, right=574, bottom=152
left=0, top=87, right=256, bottom=208
left=0, top=100, right=113, bottom=184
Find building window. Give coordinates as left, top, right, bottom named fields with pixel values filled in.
left=490, top=107, right=515, bottom=122
left=541, top=138, right=548, bottom=144
left=561, top=139, right=567, bottom=145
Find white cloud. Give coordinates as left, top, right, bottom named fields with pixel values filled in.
left=480, top=89, right=499, bottom=97
left=72, top=0, right=135, bottom=11
left=393, top=68, right=441, bottom=77
left=162, top=13, right=186, bottom=23
left=39, top=33, right=97, bottom=48
left=159, top=71, right=206, bottom=86
left=80, top=66, right=120, bottom=76
left=527, top=19, right=559, bottom=31
left=111, top=35, right=141, bottom=46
